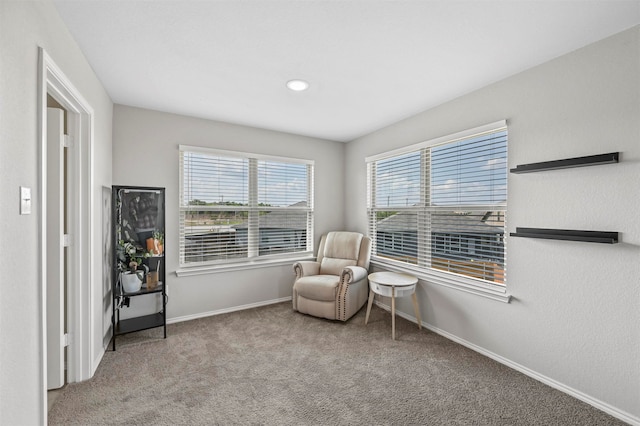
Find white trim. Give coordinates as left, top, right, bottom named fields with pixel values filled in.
left=366, top=122, right=509, bottom=302
left=38, top=48, right=95, bottom=424
left=371, top=259, right=511, bottom=303
left=179, top=144, right=314, bottom=165
left=178, top=146, right=315, bottom=268
left=365, top=120, right=507, bottom=163
left=372, top=300, right=638, bottom=425
left=37, top=47, right=48, bottom=426
left=92, top=346, right=106, bottom=379
left=248, top=158, right=259, bottom=257
left=167, top=297, right=292, bottom=324
left=176, top=254, right=314, bottom=277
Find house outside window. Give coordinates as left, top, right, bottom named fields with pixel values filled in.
left=367, top=121, right=507, bottom=288
left=179, top=146, right=314, bottom=267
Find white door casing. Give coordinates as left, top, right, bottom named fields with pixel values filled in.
left=38, top=48, right=95, bottom=424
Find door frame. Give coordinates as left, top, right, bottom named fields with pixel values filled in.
left=38, top=48, right=94, bottom=422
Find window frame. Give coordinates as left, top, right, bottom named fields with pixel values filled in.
left=177, top=145, right=315, bottom=276
left=366, top=121, right=511, bottom=303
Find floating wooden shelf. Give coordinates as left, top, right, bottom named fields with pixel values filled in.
left=510, top=227, right=618, bottom=244
left=510, top=152, right=619, bottom=174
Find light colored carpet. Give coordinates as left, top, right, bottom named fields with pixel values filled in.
left=48, top=302, right=623, bottom=425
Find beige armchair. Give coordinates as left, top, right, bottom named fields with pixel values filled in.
left=293, top=231, right=371, bottom=321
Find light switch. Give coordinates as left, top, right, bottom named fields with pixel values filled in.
left=20, top=186, right=31, bottom=215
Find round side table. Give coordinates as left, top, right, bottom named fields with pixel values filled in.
left=365, top=271, right=422, bottom=340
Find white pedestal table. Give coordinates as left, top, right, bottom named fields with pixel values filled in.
left=365, top=271, right=422, bottom=340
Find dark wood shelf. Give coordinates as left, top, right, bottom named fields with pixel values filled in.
left=510, top=227, right=618, bottom=244
left=510, top=152, right=618, bottom=174
left=115, top=313, right=165, bottom=336
left=121, top=282, right=164, bottom=296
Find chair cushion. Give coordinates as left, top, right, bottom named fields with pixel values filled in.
left=294, top=275, right=340, bottom=301
left=320, top=258, right=357, bottom=276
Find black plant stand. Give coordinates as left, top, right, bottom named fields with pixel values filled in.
left=111, top=185, right=167, bottom=350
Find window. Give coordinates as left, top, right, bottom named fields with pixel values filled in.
left=367, top=121, right=507, bottom=289
left=179, top=146, right=314, bottom=268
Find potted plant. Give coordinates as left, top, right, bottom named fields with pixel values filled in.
left=146, top=230, right=164, bottom=255
left=117, top=241, right=146, bottom=292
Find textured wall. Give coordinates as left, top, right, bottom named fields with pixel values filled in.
left=344, top=26, right=640, bottom=422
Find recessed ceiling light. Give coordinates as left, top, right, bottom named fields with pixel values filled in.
left=286, top=79, right=309, bottom=91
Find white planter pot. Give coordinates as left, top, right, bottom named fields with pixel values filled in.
left=121, top=271, right=143, bottom=293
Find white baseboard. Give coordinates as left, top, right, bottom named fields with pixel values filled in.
left=373, top=300, right=639, bottom=426
left=92, top=345, right=105, bottom=378
left=167, top=297, right=292, bottom=325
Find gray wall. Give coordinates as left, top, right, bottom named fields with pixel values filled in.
left=345, top=27, right=639, bottom=422
left=112, top=105, right=345, bottom=321
left=0, top=1, right=113, bottom=424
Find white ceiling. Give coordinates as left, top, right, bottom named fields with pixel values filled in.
left=52, top=0, right=639, bottom=142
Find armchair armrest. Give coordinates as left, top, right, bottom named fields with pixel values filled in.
left=340, top=265, right=368, bottom=284
left=293, top=261, right=320, bottom=279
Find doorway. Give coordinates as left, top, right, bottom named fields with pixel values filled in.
left=38, top=48, right=95, bottom=424
left=46, top=102, right=68, bottom=394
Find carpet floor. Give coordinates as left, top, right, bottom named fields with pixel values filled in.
left=48, top=302, right=623, bottom=425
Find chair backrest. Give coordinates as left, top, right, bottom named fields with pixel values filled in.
left=317, top=231, right=371, bottom=275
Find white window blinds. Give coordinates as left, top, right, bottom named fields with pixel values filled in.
left=179, top=146, right=314, bottom=266
left=367, top=122, right=507, bottom=285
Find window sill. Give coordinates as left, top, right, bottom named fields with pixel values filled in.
left=370, top=259, right=511, bottom=303
left=176, top=254, right=315, bottom=277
